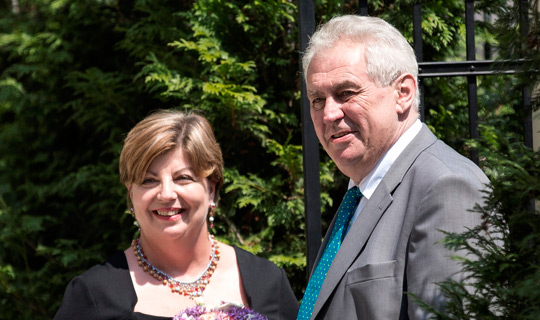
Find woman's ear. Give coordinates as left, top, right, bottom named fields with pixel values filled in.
left=395, top=73, right=417, bottom=115
left=125, top=183, right=133, bottom=205
left=209, top=180, right=217, bottom=202
left=204, top=177, right=217, bottom=204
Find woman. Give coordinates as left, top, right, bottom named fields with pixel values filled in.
left=54, top=110, right=299, bottom=320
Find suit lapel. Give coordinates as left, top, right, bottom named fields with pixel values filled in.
left=310, top=125, right=437, bottom=319
left=311, top=182, right=393, bottom=319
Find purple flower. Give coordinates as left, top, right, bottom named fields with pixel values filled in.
left=174, top=302, right=268, bottom=320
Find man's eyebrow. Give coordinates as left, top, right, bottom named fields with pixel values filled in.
left=307, top=88, right=320, bottom=97
left=307, top=80, right=362, bottom=97
left=333, top=80, right=361, bottom=91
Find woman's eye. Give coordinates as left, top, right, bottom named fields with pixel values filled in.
left=176, top=175, right=194, bottom=183
left=141, top=178, right=157, bottom=185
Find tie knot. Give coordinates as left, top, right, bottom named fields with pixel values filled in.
left=344, top=186, right=362, bottom=204
left=335, top=186, right=362, bottom=230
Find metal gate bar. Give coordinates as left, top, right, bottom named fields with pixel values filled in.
left=520, top=0, right=533, bottom=148
left=465, top=0, right=480, bottom=163
left=298, top=0, right=321, bottom=275
left=413, top=3, right=425, bottom=121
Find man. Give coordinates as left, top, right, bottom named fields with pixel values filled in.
left=297, top=15, right=489, bottom=320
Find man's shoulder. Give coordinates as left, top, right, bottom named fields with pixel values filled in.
left=408, top=125, right=487, bottom=179
left=421, top=139, right=487, bottom=180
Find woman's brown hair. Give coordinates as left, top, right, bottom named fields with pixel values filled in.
left=119, top=110, right=224, bottom=205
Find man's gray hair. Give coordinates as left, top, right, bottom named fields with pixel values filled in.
left=302, top=15, right=420, bottom=111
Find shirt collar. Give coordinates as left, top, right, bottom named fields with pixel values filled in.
left=348, top=119, right=422, bottom=198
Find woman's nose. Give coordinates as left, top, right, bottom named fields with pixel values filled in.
left=157, top=181, right=177, bottom=201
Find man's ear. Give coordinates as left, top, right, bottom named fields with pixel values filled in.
left=395, top=73, right=417, bottom=115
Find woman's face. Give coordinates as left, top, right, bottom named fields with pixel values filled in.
left=128, top=146, right=215, bottom=242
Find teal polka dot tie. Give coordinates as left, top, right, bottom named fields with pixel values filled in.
left=297, top=186, right=362, bottom=320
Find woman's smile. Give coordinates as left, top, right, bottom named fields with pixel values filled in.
left=129, top=146, right=216, bottom=240
left=154, top=208, right=184, bottom=217
left=152, top=208, right=186, bottom=218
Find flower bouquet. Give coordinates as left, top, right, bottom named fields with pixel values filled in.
left=173, top=302, right=268, bottom=320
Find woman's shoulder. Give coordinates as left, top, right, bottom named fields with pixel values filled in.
left=231, top=245, right=289, bottom=291
left=68, top=251, right=134, bottom=300
left=54, top=251, right=137, bottom=320
left=77, top=251, right=130, bottom=283
left=232, top=245, right=283, bottom=272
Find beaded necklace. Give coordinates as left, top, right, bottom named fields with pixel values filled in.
left=132, top=235, right=220, bottom=299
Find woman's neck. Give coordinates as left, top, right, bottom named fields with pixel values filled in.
left=138, top=230, right=213, bottom=280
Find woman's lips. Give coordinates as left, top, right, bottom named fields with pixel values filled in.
left=153, top=209, right=183, bottom=217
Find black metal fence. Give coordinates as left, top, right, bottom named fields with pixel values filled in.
left=298, top=0, right=533, bottom=274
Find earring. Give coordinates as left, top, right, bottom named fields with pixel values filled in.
left=130, top=208, right=139, bottom=228
left=209, top=202, right=216, bottom=229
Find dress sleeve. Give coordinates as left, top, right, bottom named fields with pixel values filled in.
left=234, top=246, right=299, bottom=320
left=54, top=276, right=100, bottom=320
left=53, top=252, right=136, bottom=320
left=276, top=266, right=301, bottom=320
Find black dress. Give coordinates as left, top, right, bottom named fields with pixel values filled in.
left=54, top=246, right=299, bottom=320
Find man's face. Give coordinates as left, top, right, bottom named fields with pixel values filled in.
left=306, top=41, right=403, bottom=183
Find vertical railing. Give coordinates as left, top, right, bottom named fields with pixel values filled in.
left=520, top=0, right=533, bottom=149
left=465, top=0, right=480, bottom=164
left=413, top=2, right=424, bottom=121
left=358, top=0, right=368, bottom=16
left=298, top=0, right=321, bottom=275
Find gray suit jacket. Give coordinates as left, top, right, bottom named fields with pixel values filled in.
left=311, top=124, right=489, bottom=320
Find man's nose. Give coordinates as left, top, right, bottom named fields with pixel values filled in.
left=323, top=97, right=344, bottom=123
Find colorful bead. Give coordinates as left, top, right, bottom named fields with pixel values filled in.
left=132, top=235, right=220, bottom=300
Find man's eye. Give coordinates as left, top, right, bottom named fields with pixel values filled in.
left=339, top=90, right=355, bottom=99
left=311, top=97, right=325, bottom=109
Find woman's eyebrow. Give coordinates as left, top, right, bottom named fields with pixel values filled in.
left=173, top=167, right=194, bottom=175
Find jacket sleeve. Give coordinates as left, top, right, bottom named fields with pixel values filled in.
left=406, top=173, right=486, bottom=319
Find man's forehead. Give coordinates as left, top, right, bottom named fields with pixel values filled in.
left=307, top=44, right=366, bottom=74
left=307, top=65, right=367, bottom=90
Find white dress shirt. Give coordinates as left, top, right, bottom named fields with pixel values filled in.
left=346, top=119, right=422, bottom=233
